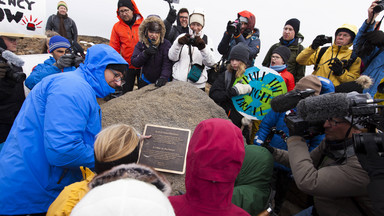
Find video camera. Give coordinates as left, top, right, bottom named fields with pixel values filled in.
left=0, top=48, right=26, bottom=83
left=292, top=92, right=384, bottom=154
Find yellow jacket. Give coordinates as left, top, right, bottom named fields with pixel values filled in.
left=296, top=44, right=361, bottom=86
left=47, top=167, right=95, bottom=216
left=374, top=77, right=384, bottom=105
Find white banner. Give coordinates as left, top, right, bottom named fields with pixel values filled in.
left=0, top=0, right=46, bottom=38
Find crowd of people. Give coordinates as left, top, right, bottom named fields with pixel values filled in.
left=0, top=0, right=384, bottom=215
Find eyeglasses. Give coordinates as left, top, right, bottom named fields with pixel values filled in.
left=179, top=16, right=188, bottom=20
left=110, top=69, right=126, bottom=85
left=118, top=9, right=131, bottom=14
left=271, top=55, right=281, bottom=60
left=326, top=118, right=348, bottom=127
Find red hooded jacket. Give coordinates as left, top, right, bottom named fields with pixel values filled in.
left=109, top=0, right=143, bottom=69
left=169, top=118, right=249, bottom=216
left=238, top=10, right=255, bottom=32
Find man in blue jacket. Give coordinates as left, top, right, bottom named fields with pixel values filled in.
left=25, top=35, right=77, bottom=90
left=0, top=44, right=128, bottom=215
left=354, top=0, right=384, bottom=97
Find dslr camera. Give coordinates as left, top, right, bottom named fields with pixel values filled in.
left=321, top=35, right=333, bottom=44
left=230, top=19, right=241, bottom=30
left=374, top=0, right=384, bottom=13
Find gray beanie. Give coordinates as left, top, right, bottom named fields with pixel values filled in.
left=272, top=46, right=291, bottom=64
left=228, top=43, right=250, bottom=64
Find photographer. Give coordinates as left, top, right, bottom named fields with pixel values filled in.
left=168, top=9, right=215, bottom=91
left=296, top=24, right=361, bottom=87
left=164, top=6, right=190, bottom=44
left=131, top=15, right=172, bottom=88
left=354, top=0, right=384, bottom=97
left=270, top=95, right=375, bottom=215
left=0, top=35, right=25, bottom=149
left=25, top=35, right=81, bottom=90
left=217, top=10, right=260, bottom=70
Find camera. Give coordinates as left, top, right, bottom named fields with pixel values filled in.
left=230, top=19, right=241, bottom=29
left=373, top=0, right=384, bottom=13
left=5, top=65, right=26, bottom=83
left=353, top=133, right=384, bottom=155
left=284, top=112, right=325, bottom=139
left=322, top=35, right=333, bottom=44
left=164, top=0, right=179, bottom=4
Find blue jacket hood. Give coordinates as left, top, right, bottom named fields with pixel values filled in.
left=79, top=44, right=128, bottom=98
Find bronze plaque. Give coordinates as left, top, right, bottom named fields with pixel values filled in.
left=138, top=124, right=191, bottom=174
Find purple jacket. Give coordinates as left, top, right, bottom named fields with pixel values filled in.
left=131, top=40, right=172, bottom=83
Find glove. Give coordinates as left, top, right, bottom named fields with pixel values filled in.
left=0, top=62, right=10, bottom=79
left=233, top=83, right=252, bottom=95
left=355, top=138, right=384, bottom=179
left=155, top=77, right=167, bottom=87
left=144, top=46, right=158, bottom=57
left=364, top=30, right=384, bottom=47
left=311, top=35, right=328, bottom=50
left=226, top=21, right=236, bottom=35
left=73, top=56, right=84, bottom=68
left=329, top=58, right=344, bottom=76
left=241, top=117, right=251, bottom=126
left=166, top=8, right=177, bottom=24
left=178, top=34, right=190, bottom=45
left=54, top=54, right=74, bottom=69
left=193, top=36, right=206, bottom=50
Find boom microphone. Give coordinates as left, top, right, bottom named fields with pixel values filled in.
left=297, top=92, right=379, bottom=121
left=1, top=49, right=24, bottom=67
left=270, top=89, right=316, bottom=113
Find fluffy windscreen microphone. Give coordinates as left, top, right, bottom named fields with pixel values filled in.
left=297, top=93, right=350, bottom=121
left=270, top=89, right=316, bottom=113
left=1, top=49, right=24, bottom=67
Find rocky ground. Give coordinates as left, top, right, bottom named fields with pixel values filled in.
left=15, top=35, right=110, bottom=55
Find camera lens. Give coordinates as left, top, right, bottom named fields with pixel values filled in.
left=353, top=133, right=384, bottom=154
left=373, top=3, right=384, bottom=13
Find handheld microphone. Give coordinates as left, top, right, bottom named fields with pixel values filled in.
left=1, top=49, right=24, bottom=67
left=270, top=89, right=315, bottom=113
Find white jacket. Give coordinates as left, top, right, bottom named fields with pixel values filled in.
left=168, top=32, right=216, bottom=89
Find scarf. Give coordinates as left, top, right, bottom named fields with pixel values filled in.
left=270, top=64, right=287, bottom=72
left=124, top=14, right=137, bottom=28
left=280, top=37, right=297, bottom=47
left=56, top=12, right=68, bottom=39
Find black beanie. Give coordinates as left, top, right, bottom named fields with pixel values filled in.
left=272, top=46, right=291, bottom=64
left=117, top=0, right=134, bottom=11
left=106, top=64, right=128, bottom=73
left=229, top=43, right=250, bottom=64
left=147, top=22, right=161, bottom=33
left=285, top=18, right=300, bottom=37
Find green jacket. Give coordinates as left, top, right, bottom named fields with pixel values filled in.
left=232, top=145, right=274, bottom=216
left=262, top=33, right=306, bottom=83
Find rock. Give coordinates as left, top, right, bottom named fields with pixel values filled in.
left=100, top=81, right=229, bottom=194
left=15, top=35, right=109, bottom=55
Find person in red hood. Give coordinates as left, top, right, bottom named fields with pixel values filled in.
left=218, top=10, right=260, bottom=69
left=169, top=118, right=250, bottom=216
left=110, top=0, right=143, bottom=94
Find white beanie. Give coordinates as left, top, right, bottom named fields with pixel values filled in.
left=189, top=9, right=205, bottom=27
left=70, top=179, right=175, bottom=216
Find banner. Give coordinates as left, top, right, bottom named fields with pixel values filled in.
left=0, top=0, right=46, bottom=38
left=232, top=65, right=287, bottom=120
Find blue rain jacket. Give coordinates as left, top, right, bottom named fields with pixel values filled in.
left=354, top=21, right=384, bottom=97
left=0, top=44, right=127, bottom=215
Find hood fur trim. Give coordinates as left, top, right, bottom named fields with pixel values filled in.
left=88, top=163, right=172, bottom=196
left=139, top=16, right=165, bottom=47
left=356, top=75, right=373, bottom=89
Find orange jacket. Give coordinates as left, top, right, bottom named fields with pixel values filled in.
left=109, top=0, right=143, bottom=69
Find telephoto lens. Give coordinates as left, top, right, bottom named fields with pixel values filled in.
left=353, top=133, right=384, bottom=154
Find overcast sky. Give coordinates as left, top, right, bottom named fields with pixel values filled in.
left=45, top=0, right=374, bottom=66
